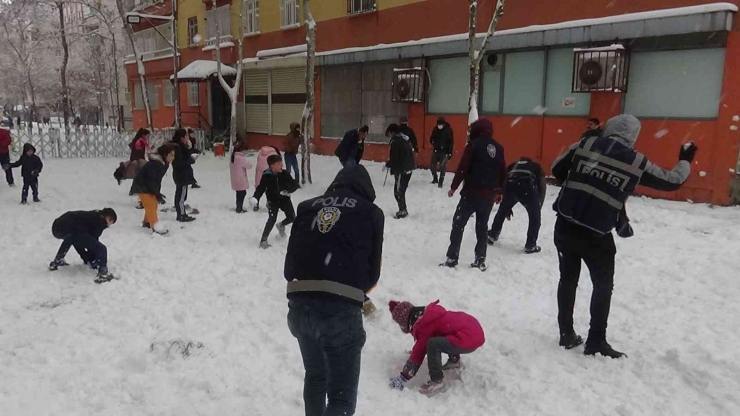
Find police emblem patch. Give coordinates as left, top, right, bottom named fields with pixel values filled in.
left=316, top=207, right=341, bottom=234
left=487, top=144, right=497, bottom=158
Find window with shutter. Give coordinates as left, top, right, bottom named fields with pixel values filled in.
left=244, top=70, right=270, bottom=133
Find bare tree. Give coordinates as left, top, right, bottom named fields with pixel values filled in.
left=212, top=0, right=244, bottom=147
left=300, top=0, right=316, bottom=185
left=55, top=1, right=72, bottom=130
left=115, top=0, right=152, bottom=129
left=468, top=0, right=505, bottom=129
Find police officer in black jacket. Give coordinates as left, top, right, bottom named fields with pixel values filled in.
left=488, top=157, right=546, bottom=253
left=552, top=114, right=696, bottom=358
left=285, top=165, right=384, bottom=416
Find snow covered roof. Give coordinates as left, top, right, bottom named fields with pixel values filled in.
left=170, top=60, right=236, bottom=82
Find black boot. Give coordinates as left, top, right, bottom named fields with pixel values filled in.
left=432, top=178, right=438, bottom=184
left=470, top=257, right=487, bottom=271
left=525, top=245, right=542, bottom=254
left=584, top=341, right=627, bottom=359
left=440, top=258, right=458, bottom=268
left=559, top=332, right=584, bottom=350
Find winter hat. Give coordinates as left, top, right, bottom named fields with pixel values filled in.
left=470, top=118, right=493, bottom=140
left=436, top=117, right=446, bottom=125
left=389, top=300, right=414, bottom=333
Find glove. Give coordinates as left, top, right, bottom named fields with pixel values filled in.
left=616, top=221, right=634, bottom=238
left=157, top=194, right=167, bottom=205
left=388, top=373, right=409, bottom=391
left=280, top=190, right=290, bottom=197
left=31, top=170, right=39, bottom=177
left=679, top=142, right=697, bottom=163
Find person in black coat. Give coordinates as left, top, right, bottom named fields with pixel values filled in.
left=335, top=125, right=368, bottom=168
left=429, top=117, right=454, bottom=188
left=131, top=143, right=177, bottom=234
left=581, top=118, right=603, bottom=140
left=284, top=164, right=383, bottom=416
left=251, top=154, right=299, bottom=248
left=488, top=157, right=547, bottom=253
left=48, top=208, right=118, bottom=283
left=5, top=143, right=43, bottom=204
left=385, top=123, right=416, bottom=219
left=398, top=116, right=418, bottom=154
left=170, top=129, right=197, bottom=222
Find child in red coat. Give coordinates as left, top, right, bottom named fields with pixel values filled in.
left=388, top=300, right=485, bottom=397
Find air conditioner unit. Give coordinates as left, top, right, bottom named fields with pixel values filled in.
left=572, top=45, right=630, bottom=93
left=392, top=68, right=426, bottom=103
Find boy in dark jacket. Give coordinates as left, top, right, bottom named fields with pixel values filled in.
left=385, top=123, right=416, bottom=219
left=5, top=143, right=43, bottom=204
left=284, top=122, right=302, bottom=183
left=398, top=116, right=418, bottom=154
left=131, top=143, right=176, bottom=235
left=285, top=164, right=384, bottom=416
left=48, top=208, right=118, bottom=283
left=251, top=154, right=299, bottom=249
left=335, top=125, right=368, bottom=168
left=429, top=117, right=454, bottom=187
left=388, top=300, right=485, bottom=397
left=170, top=129, right=197, bottom=222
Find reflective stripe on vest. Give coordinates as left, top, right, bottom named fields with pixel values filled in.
left=287, top=280, right=366, bottom=303
left=508, top=169, right=535, bottom=179
left=576, top=137, right=645, bottom=177
left=563, top=181, right=624, bottom=210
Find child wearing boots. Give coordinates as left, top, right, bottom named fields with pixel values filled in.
left=388, top=300, right=485, bottom=397
left=251, top=154, right=298, bottom=249
left=4, top=143, right=43, bottom=204
left=131, top=143, right=177, bottom=235
left=230, top=140, right=253, bottom=213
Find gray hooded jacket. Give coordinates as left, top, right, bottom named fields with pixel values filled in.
left=551, top=114, right=690, bottom=234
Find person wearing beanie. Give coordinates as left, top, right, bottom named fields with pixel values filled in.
left=4, top=143, right=43, bottom=204
left=131, top=143, right=177, bottom=235
left=388, top=300, right=485, bottom=397
left=48, top=208, right=118, bottom=283
left=443, top=118, right=506, bottom=271
left=398, top=116, right=418, bottom=154
left=284, top=165, right=384, bottom=416
left=429, top=116, right=454, bottom=187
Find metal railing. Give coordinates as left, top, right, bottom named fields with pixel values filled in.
left=204, top=35, right=233, bottom=49
left=348, top=0, right=376, bottom=15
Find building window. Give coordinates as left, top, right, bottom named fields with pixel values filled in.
left=481, top=54, right=502, bottom=113
left=279, top=0, right=298, bottom=28
left=163, top=80, right=174, bottom=107
left=134, top=83, right=143, bottom=109
left=624, top=48, right=725, bottom=119
left=188, top=17, right=198, bottom=45
left=545, top=48, right=590, bottom=116
left=245, top=0, right=259, bottom=34
left=188, top=83, right=200, bottom=106
left=147, top=80, right=159, bottom=110
left=427, top=57, right=470, bottom=114
left=502, top=50, right=545, bottom=115
left=205, top=6, right=232, bottom=40
left=244, top=68, right=307, bottom=135
left=348, top=0, right=375, bottom=15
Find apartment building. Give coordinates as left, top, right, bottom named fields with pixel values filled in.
left=125, top=0, right=740, bottom=205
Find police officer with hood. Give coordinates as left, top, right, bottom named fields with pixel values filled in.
left=551, top=114, right=697, bottom=358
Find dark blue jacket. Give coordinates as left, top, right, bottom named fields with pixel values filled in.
left=334, top=129, right=364, bottom=163
left=130, top=156, right=168, bottom=196
left=10, top=143, right=43, bottom=178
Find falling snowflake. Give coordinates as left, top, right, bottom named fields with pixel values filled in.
left=699, top=171, right=707, bottom=177
left=654, top=129, right=669, bottom=139
left=557, top=129, right=563, bottom=134
left=731, top=125, right=738, bottom=131
left=532, top=106, right=548, bottom=115
left=324, top=253, right=332, bottom=266
left=730, top=169, right=736, bottom=173
left=511, top=117, right=523, bottom=127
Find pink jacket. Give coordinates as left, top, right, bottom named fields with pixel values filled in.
left=230, top=151, right=253, bottom=191
left=409, top=301, right=485, bottom=365
left=254, top=146, right=278, bottom=188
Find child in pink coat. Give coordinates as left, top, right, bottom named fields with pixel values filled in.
left=253, top=146, right=280, bottom=211
left=388, top=300, right=485, bottom=397
left=230, top=141, right=253, bottom=213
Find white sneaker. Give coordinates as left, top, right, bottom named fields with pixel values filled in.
left=419, top=379, right=448, bottom=397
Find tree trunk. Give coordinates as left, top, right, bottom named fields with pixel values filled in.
left=115, top=0, right=152, bottom=129
left=111, top=31, right=123, bottom=132
left=301, top=0, right=316, bottom=185
left=57, top=2, right=71, bottom=132
left=212, top=0, right=243, bottom=149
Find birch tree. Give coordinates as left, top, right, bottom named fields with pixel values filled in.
left=300, top=0, right=316, bottom=185
left=115, top=0, right=152, bottom=129
left=54, top=1, right=72, bottom=130
left=212, top=0, right=245, bottom=148
left=468, top=0, right=505, bottom=129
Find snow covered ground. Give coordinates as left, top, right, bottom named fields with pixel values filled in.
left=1, top=154, right=739, bottom=416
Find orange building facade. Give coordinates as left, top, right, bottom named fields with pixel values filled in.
left=125, top=0, right=740, bottom=205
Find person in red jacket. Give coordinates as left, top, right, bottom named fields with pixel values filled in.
left=388, top=300, right=485, bottom=397
left=0, top=119, right=14, bottom=186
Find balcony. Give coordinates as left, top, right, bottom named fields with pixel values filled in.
left=202, top=35, right=234, bottom=51
left=124, top=48, right=175, bottom=64
left=348, top=0, right=376, bottom=15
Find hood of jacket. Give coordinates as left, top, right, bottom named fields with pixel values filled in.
left=326, top=164, right=376, bottom=202
left=259, top=146, right=278, bottom=157
left=22, top=143, right=36, bottom=154
left=149, top=153, right=165, bottom=165
left=289, top=122, right=300, bottom=136
left=602, top=114, right=641, bottom=148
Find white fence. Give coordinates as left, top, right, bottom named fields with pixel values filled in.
left=8, top=128, right=207, bottom=159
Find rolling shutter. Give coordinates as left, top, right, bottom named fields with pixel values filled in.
left=244, top=70, right=270, bottom=133
left=271, top=67, right=306, bottom=135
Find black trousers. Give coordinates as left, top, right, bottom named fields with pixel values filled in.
left=235, top=190, right=247, bottom=211
left=288, top=297, right=365, bottom=416
left=430, top=152, right=449, bottom=183
left=554, top=217, right=616, bottom=346
left=393, top=172, right=412, bottom=212
left=174, top=184, right=189, bottom=218
left=446, top=197, right=494, bottom=261
left=489, top=180, right=541, bottom=248
left=426, top=337, right=476, bottom=382
left=54, top=233, right=107, bottom=268
left=0, top=153, right=13, bottom=185
left=21, top=177, right=38, bottom=201
left=261, top=199, right=295, bottom=242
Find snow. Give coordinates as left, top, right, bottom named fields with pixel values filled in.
left=202, top=41, right=235, bottom=52
left=654, top=129, right=670, bottom=139
left=532, top=105, right=548, bottom=115
left=170, top=60, right=237, bottom=81
left=2, top=156, right=740, bottom=415
left=699, top=171, right=707, bottom=177
left=306, top=17, right=317, bottom=30
left=468, top=96, right=479, bottom=125
left=256, top=44, right=307, bottom=59
left=573, top=44, right=625, bottom=52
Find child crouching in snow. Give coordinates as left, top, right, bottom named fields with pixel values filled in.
left=130, top=143, right=177, bottom=235
left=230, top=140, right=253, bottom=213
left=388, top=300, right=485, bottom=397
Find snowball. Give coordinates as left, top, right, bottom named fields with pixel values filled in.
left=654, top=129, right=669, bottom=139
left=730, top=125, right=738, bottom=131
left=511, top=117, right=523, bottom=127
left=557, top=129, right=563, bottom=133
left=699, top=171, right=707, bottom=177
left=732, top=115, right=739, bottom=122
left=730, top=169, right=736, bottom=173
left=532, top=105, right=548, bottom=115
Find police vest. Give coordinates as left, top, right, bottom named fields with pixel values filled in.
left=556, top=136, right=647, bottom=234
left=467, top=137, right=504, bottom=189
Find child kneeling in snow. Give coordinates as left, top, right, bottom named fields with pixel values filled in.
left=388, top=300, right=485, bottom=397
